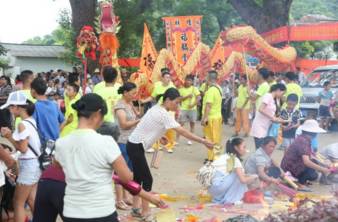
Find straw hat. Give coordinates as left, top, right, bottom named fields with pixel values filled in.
left=300, top=119, right=326, bottom=133
left=0, top=136, right=15, bottom=151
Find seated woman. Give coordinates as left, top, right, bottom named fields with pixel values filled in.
left=244, top=137, right=282, bottom=184
left=281, top=119, right=331, bottom=187
left=208, top=138, right=258, bottom=204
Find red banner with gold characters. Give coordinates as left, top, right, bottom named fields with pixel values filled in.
left=162, top=16, right=202, bottom=65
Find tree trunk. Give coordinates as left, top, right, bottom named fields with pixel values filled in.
left=69, top=0, right=97, bottom=37
left=69, top=0, right=98, bottom=71
left=228, top=0, right=293, bottom=33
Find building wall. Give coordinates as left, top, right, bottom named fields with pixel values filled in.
left=5, top=56, right=73, bottom=77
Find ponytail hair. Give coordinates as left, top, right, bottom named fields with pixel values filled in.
left=156, top=87, right=180, bottom=102
left=118, top=82, right=137, bottom=95
left=225, top=137, right=244, bottom=160
left=18, top=100, right=35, bottom=116
left=72, top=93, right=107, bottom=118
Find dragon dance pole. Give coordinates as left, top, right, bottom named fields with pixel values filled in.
left=82, top=58, right=88, bottom=95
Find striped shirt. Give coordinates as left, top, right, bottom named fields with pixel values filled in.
left=128, top=105, right=180, bottom=149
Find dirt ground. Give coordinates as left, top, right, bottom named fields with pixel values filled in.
left=117, top=123, right=338, bottom=221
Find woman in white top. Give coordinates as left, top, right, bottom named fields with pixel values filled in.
left=127, top=88, right=213, bottom=221
left=54, top=94, right=164, bottom=222
left=1, top=91, right=41, bottom=222
left=209, top=138, right=258, bottom=204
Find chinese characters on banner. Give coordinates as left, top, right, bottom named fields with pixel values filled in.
left=162, top=16, right=202, bottom=65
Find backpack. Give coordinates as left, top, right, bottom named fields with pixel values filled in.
left=196, top=162, right=216, bottom=188
left=23, top=120, right=55, bottom=171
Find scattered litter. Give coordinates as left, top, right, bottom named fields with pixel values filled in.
left=160, top=194, right=188, bottom=202
left=156, top=209, right=177, bottom=222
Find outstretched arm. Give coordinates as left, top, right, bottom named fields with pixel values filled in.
left=173, top=126, right=214, bottom=148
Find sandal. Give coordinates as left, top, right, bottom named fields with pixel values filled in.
left=116, top=201, right=131, bottom=211
left=139, top=214, right=156, bottom=222
left=131, top=208, right=142, bottom=218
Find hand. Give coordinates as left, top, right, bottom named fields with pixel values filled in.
left=269, top=178, right=280, bottom=184
left=187, top=94, right=193, bottom=99
left=251, top=174, right=259, bottom=179
left=188, top=104, right=195, bottom=109
left=5, top=169, right=16, bottom=183
left=201, top=118, right=208, bottom=126
left=1, top=127, right=12, bottom=138
left=280, top=172, right=285, bottom=178
left=323, top=167, right=332, bottom=175
left=159, top=136, right=169, bottom=145
left=202, top=139, right=214, bottom=149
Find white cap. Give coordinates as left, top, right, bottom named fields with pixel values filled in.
left=0, top=91, right=29, bottom=109
left=300, top=119, right=326, bottom=134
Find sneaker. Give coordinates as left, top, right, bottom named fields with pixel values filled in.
left=167, top=149, right=174, bottom=154
left=187, top=140, right=192, bottom=145
left=146, top=148, right=155, bottom=153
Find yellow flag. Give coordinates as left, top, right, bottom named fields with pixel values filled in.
left=140, top=23, right=158, bottom=78
left=209, top=34, right=225, bottom=72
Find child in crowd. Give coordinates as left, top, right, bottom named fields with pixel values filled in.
left=280, top=94, right=302, bottom=150
left=318, top=81, right=334, bottom=130
left=60, top=83, right=80, bottom=137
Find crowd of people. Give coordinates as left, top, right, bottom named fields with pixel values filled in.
left=0, top=65, right=336, bottom=222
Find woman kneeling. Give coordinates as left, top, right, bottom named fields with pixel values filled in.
left=209, top=138, right=258, bottom=204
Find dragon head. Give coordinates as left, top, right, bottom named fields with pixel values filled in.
left=99, top=1, right=120, bottom=33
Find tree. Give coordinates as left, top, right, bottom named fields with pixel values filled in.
left=0, top=44, right=7, bottom=56
left=69, top=0, right=97, bottom=37
left=228, top=0, right=293, bottom=33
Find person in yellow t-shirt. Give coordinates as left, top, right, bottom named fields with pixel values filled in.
left=198, top=81, right=209, bottom=120
left=94, top=66, right=121, bottom=141
left=284, top=72, right=303, bottom=109
left=60, top=84, right=80, bottom=137
left=234, top=75, right=251, bottom=137
left=201, top=71, right=223, bottom=162
left=140, top=68, right=176, bottom=153
left=64, top=72, right=82, bottom=108
left=93, top=71, right=121, bottom=94
left=178, top=75, right=201, bottom=145
left=252, top=68, right=270, bottom=109
left=18, top=70, right=36, bottom=103
left=15, top=70, right=36, bottom=126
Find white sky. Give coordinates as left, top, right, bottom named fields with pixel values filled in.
left=0, top=0, right=71, bottom=43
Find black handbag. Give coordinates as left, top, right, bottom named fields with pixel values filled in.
left=24, top=120, right=55, bottom=171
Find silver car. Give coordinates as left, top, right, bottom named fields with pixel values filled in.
left=300, top=65, right=338, bottom=117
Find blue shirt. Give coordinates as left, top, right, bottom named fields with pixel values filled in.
left=311, top=135, right=318, bottom=152
left=33, top=100, right=64, bottom=143
left=319, top=90, right=334, bottom=106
